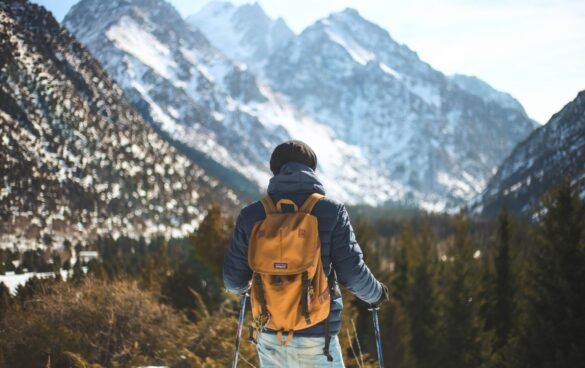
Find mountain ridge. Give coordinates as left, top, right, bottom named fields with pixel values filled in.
left=262, top=4, right=538, bottom=208
left=65, top=0, right=537, bottom=211
left=65, top=0, right=418, bottom=207
left=475, top=90, right=585, bottom=216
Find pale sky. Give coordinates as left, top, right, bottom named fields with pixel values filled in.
left=33, top=0, right=585, bottom=124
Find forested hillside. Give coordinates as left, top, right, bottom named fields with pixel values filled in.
left=477, top=90, right=585, bottom=216
left=1, top=182, right=584, bottom=367
left=0, top=0, right=240, bottom=249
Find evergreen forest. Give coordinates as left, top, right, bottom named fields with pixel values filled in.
left=0, top=182, right=584, bottom=367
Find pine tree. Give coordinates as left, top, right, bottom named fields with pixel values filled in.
left=353, top=218, right=381, bottom=274
left=437, top=214, right=484, bottom=368
left=493, top=209, right=514, bottom=352
left=392, top=224, right=415, bottom=304
left=154, top=241, right=170, bottom=279
left=62, top=260, right=71, bottom=271
left=192, top=204, right=232, bottom=275
left=86, top=259, right=106, bottom=280
left=51, top=253, right=61, bottom=273
left=379, top=296, right=417, bottom=368
left=0, top=249, right=6, bottom=275
left=161, top=260, right=223, bottom=321
left=408, top=223, right=440, bottom=368
left=15, top=276, right=43, bottom=305
left=140, top=256, right=157, bottom=290
left=140, top=242, right=169, bottom=290
left=0, top=282, right=11, bottom=321
left=513, top=181, right=585, bottom=367
left=74, top=242, right=82, bottom=260
left=63, top=239, right=72, bottom=259
left=476, top=210, right=518, bottom=367
left=71, top=260, right=84, bottom=283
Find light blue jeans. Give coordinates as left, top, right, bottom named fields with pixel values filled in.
left=257, top=332, right=345, bottom=367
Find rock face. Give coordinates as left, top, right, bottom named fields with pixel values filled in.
left=186, top=1, right=294, bottom=73
left=476, top=90, right=585, bottom=216
left=0, top=0, right=240, bottom=248
left=64, top=0, right=412, bottom=206
left=263, top=8, right=538, bottom=210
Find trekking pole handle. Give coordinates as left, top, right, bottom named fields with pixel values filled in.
left=369, top=306, right=385, bottom=368
left=232, top=292, right=249, bottom=368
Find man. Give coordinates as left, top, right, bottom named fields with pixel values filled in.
left=224, top=140, right=388, bottom=367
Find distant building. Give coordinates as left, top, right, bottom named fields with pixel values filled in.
left=79, top=251, right=99, bottom=263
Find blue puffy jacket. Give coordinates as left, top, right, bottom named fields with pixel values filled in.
left=223, top=162, right=383, bottom=336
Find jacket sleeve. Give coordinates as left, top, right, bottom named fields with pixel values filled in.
left=330, top=204, right=383, bottom=304
left=223, top=212, right=253, bottom=294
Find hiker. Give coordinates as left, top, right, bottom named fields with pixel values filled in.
left=224, top=140, right=389, bottom=367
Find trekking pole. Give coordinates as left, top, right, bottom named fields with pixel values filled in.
left=232, top=291, right=249, bottom=368
left=370, top=306, right=385, bottom=368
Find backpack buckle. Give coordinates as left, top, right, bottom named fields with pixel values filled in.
left=248, top=326, right=258, bottom=345
left=249, top=312, right=271, bottom=345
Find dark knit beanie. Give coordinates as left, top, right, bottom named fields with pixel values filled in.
left=270, top=140, right=317, bottom=175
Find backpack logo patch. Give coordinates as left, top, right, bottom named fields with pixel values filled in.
left=318, top=289, right=330, bottom=304
left=274, top=262, right=288, bottom=269
left=298, top=229, right=306, bottom=238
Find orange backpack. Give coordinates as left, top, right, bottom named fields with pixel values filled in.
left=248, top=193, right=330, bottom=345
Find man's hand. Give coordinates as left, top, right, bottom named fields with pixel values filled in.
left=372, top=282, right=389, bottom=307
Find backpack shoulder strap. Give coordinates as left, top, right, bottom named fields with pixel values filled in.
left=300, top=193, right=324, bottom=214
left=260, top=196, right=277, bottom=214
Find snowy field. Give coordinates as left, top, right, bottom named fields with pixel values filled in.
left=0, top=269, right=75, bottom=294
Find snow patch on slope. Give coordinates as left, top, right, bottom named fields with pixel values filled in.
left=106, top=16, right=177, bottom=80
left=322, top=21, right=375, bottom=65
left=379, top=62, right=401, bottom=79
left=244, top=85, right=408, bottom=204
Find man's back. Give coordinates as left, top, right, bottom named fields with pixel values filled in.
left=223, top=142, right=386, bottom=366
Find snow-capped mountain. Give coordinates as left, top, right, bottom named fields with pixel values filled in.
left=65, top=0, right=537, bottom=211
left=187, top=1, right=294, bottom=73
left=262, top=8, right=538, bottom=209
left=475, top=90, right=585, bottom=216
left=64, top=0, right=413, bottom=206
left=0, top=0, right=239, bottom=249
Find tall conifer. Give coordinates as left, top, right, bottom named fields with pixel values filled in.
left=408, top=223, right=440, bottom=368
left=493, top=209, right=514, bottom=352
left=192, top=204, right=232, bottom=275
left=437, top=214, right=484, bottom=368
left=513, top=182, right=585, bottom=367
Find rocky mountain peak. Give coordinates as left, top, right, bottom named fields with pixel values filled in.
left=66, top=0, right=211, bottom=50
left=186, top=1, right=293, bottom=72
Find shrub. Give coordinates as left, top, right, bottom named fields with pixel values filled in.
left=0, top=278, right=196, bottom=367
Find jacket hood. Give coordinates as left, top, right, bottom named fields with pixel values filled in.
left=267, top=162, right=326, bottom=195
